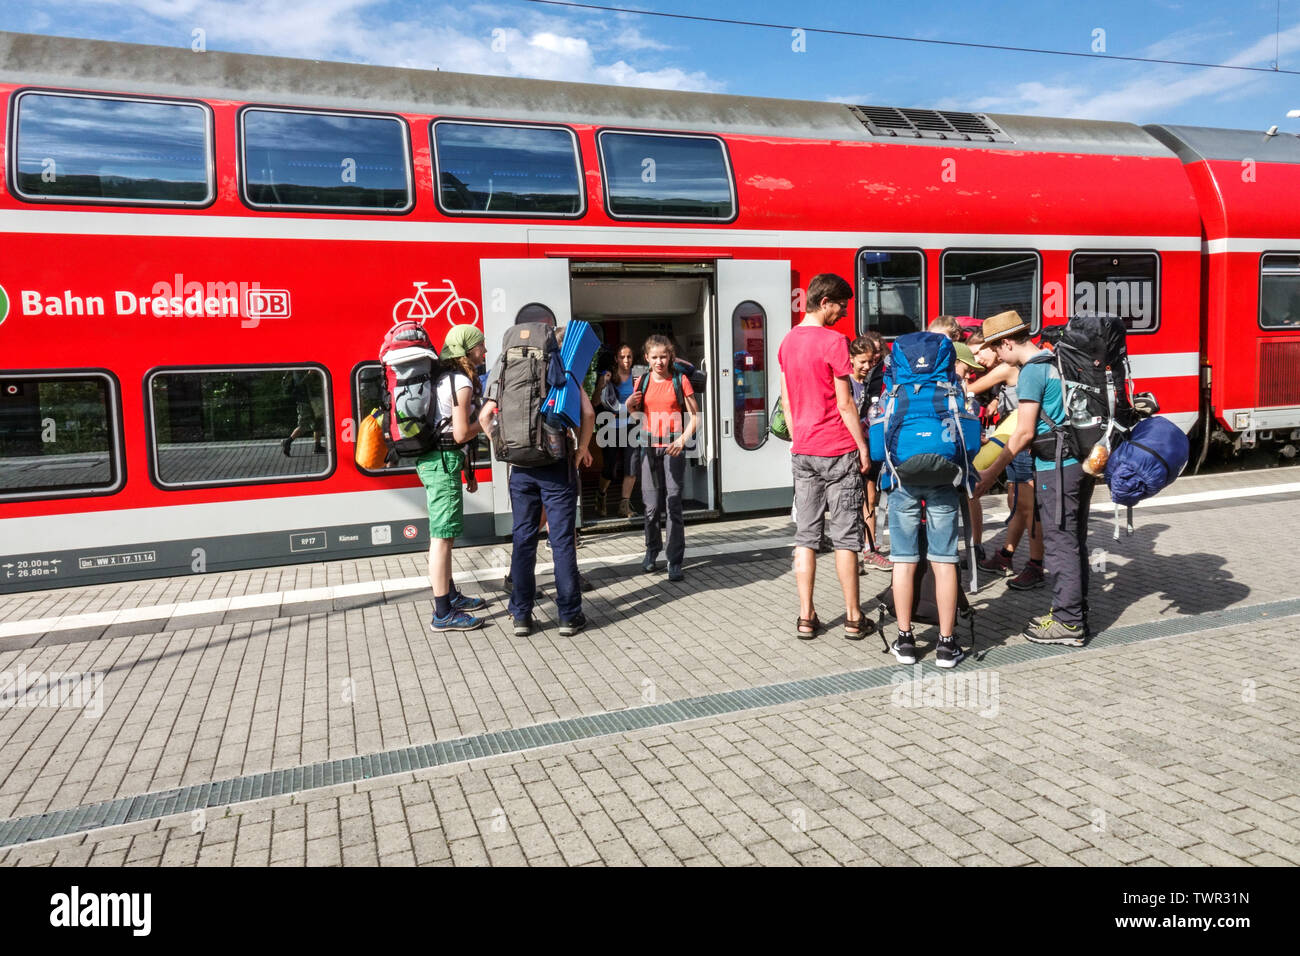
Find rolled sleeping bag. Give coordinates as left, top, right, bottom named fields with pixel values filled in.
left=973, top=409, right=1018, bottom=471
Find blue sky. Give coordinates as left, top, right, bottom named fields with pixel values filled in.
left=3, top=0, right=1299, bottom=130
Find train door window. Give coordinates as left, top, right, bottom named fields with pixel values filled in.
left=941, top=250, right=1041, bottom=329
left=598, top=131, right=735, bottom=221
left=732, top=301, right=767, bottom=450
left=11, top=91, right=213, bottom=205
left=147, top=366, right=333, bottom=488
left=432, top=121, right=584, bottom=216
left=858, top=249, right=925, bottom=337
left=352, top=364, right=490, bottom=474
left=0, top=372, right=122, bottom=500
left=240, top=108, right=412, bottom=212
left=1260, top=254, right=1300, bottom=329
left=1071, top=252, right=1159, bottom=333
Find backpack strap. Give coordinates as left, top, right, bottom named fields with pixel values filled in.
left=671, top=369, right=686, bottom=420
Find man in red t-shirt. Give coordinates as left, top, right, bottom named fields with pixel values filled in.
left=777, top=273, right=871, bottom=640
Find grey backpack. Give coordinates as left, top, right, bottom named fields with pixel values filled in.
left=488, top=322, right=567, bottom=467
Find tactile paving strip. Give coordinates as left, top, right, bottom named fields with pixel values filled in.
left=2, top=593, right=1298, bottom=849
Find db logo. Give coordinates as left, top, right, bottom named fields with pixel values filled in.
left=402, top=525, right=418, bottom=540
left=245, top=289, right=292, bottom=319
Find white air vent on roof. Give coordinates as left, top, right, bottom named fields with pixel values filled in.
left=848, top=105, right=1011, bottom=143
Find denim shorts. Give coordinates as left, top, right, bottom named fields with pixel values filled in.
left=1005, top=449, right=1034, bottom=484
left=886, top=483, right=960, bottom=564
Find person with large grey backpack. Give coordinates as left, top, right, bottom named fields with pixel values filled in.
left=479, top=308, right=594, bottom=639
left=973, top=310, right=1125, bottom=646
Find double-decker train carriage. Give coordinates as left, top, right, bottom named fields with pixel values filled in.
left=1146, top=125, right=1300, bottom=464
left=0, top=30, right=1291, bottom=593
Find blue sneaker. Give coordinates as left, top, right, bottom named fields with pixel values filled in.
left=430, top=610, right=483, bottom=632
left=450, top=592, right=488, bottom=613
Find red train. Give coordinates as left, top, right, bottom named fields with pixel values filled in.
left=0, top=31, right=1296, bottom=593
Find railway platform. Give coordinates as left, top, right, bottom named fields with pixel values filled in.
left=1, top=465, right=1298, bottom=866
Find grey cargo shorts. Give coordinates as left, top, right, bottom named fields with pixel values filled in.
left=792, top=451, right=864, bottom=552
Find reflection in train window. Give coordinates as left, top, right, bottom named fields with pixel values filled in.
left=1071, top=252, right=1160, bottom=333
left=0, top=373, right=120, bottom=498
left=858, top=249, right=925, bottom=337
left=432, top=121, right=583, bottom=216
left=732, top=301, right=767, bottom=450
left=942, top=250, right=1041, bottom=329
left=13, top=91, right=212, bottom=205
left=148, top=367, right=332, bottom=487
left=599, top=131, right=735, bottom=220
left=1260, top=254, right=1300, bottom=329
left=241, top=108, right=411, bottom=211
left=353, top=364, right=491, bottom=474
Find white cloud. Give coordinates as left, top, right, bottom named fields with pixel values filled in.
left=825, top=93, right=873, bottom=105
left=61, top=0, right=720, bottom=91
left=956, top=20, right=1300, bottom=122
left=610, top=26, right=670, bottom=52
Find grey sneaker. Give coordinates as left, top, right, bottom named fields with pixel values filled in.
left=1022, top=614, right=1085, bottom=646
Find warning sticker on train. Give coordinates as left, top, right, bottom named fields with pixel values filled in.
left=402, top=525, right=418, bottom=540
left=0, top=283, right=8, bottom=327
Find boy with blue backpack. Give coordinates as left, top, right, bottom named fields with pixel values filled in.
left=871, top=330, right=981, bottom=667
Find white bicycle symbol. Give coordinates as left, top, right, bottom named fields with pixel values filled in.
left=392, top=279, right=480, bottom=327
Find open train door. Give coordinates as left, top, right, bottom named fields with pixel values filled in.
left=715, top=259, right=793, bottom=512
left=479, top=258, right=572, bottom=535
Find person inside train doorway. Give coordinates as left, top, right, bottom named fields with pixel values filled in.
left=481, top=303, right=595, bottom=637
left=778, top=273, right=871, bottom=639
left=596, top=342, right=640, bottom=519
left=626, top=334, right=700, bottom=582
left=972, top=311, right=1090, bottom=645
left=424, top=324, right=491, bottom=631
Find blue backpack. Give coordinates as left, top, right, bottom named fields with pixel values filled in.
left=1105, top=415, right=1190, bottom=537
left=870, top=332, right=981, bottom=493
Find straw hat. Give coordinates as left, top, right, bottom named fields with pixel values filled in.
left=981, top=310, right=1029, bottom=345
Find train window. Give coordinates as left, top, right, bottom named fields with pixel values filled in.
left=241, top=108, right=412, bottom=212
left=598, top=131, right=735, bottom=221
left=353, top=364, right=490, bottom=473
left=0, top=373, right=121, bottom=499
left=147, top=367, right=333, bottom=488
left=858, top=249, right=925, bottom=337
left=432, top=121, right=583, bottom=216
left=12, top=91, right=212, bottom=205
left=732, top=301, right=767, bottom=450
left=941, top=251, right=1041, bottom=330
left=1070, top=252, right=1159, bottom=333
left=1260, top=254, right=1300, bottom=329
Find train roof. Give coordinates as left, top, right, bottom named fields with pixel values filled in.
left=1145, top=123, right=1300, bottom=166
left=1, top=29, right=1174, bottom=158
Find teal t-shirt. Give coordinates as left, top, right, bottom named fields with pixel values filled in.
left=1017, top=354, right=1079, bottom=471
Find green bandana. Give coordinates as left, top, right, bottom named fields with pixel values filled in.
left=440, top=324, right=485, bottom=360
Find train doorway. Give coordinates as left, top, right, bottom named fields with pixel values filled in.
left=478, top=256, right=794, bottom=537
left=570, top=261, right=717, bottom=527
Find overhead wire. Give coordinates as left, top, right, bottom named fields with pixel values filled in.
left=523, top=0, right=1300, bottom=76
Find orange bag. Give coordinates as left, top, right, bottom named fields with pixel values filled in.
left=355, top=409, right=389, bottom=471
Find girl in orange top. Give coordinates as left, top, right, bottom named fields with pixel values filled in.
left=627, top=334, right=700, bottom=581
